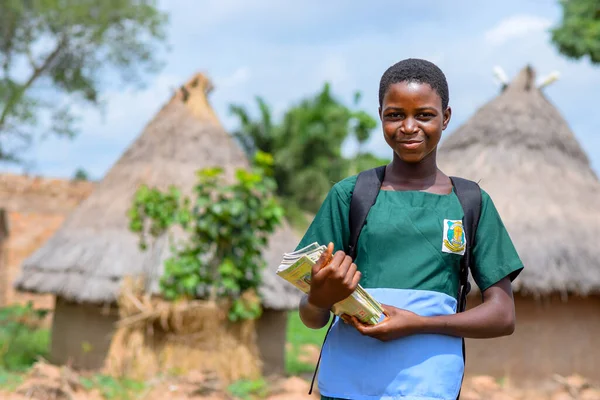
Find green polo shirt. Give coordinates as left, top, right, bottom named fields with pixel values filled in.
left=297, top=174, right=523, bottom=296
left=296, top=174, right=524, bottom=400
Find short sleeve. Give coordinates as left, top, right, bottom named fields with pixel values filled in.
left=295, top=181, right=352, bottom=253
left=471, top=190, right=524, bottom=291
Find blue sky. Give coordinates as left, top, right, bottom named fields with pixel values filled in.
left=3, top=0, right=599, bottom=179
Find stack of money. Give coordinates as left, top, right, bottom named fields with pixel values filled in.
left=276, top=242, right=384, bottom=325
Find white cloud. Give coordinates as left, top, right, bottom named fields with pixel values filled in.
left=315, top=55, right=350, bottom=87
left=484, top=15, right=552, bottom=46
left=167, top=0, right=320, bottom=34
left=216, top=67, right=251, bottom=89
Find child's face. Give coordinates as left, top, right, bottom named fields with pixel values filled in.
left=379, top=81, right=451, bottom=164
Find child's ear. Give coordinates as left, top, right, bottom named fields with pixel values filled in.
left=378, top=106, right=382, bottom=121
left=442, top=106, right=452, bottom=130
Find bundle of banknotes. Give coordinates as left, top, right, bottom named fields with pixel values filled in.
left=276, top=242, right=384, bottom=325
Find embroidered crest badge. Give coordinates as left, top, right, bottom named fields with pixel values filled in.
left=442, top=219, right=466, bottom=255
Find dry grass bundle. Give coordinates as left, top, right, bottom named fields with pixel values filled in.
left=104, top=276, right=262, bottom=384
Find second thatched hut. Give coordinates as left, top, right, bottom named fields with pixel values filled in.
left=438, top=65, right=600, bottom=383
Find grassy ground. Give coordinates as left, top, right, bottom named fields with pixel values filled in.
left=0, top=304, right=325, bottom=398
left=0, top=303, right=50, bottom=371
left=0, top=369, right=23, bottom=392
left=285, top=310, right=328, bottom=375
left=0, top=303, right=148, bottom=399
left=78, top=375, right=147, bottom=399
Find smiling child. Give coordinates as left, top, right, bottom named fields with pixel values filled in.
left=297, top=58, right=524, bottom=400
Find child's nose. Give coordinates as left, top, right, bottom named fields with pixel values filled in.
left=400, top=118, right=419, bottom=134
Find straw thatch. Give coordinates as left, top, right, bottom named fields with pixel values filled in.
left=104, top=277, right=262, bottom=383
left=438, top=65, right=600, bottom=297
left=14, top=73, right=301, bottom=310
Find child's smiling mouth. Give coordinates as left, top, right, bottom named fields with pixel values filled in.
left=398, top=140, right=423, bottom=150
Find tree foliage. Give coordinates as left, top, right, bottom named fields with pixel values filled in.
left=72, top=167, right=89, bottom=181
left=0, top=0, right=168, bottom=162
left=230, top=83, right=386, bottom=215
left=128, top=152, right=284, bottom=321
left=551, top=0, right=600, bottom=64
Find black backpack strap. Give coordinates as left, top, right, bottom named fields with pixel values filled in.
left=449, top=177, right=482, bottom=313
left=308, top=165, right=386, bottom=395
left=348, top=165, right=386, bottom=259
left=449, top=176, right=482, bottom=400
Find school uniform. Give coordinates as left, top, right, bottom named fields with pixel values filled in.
left=297, top=174, right=524, bottom=400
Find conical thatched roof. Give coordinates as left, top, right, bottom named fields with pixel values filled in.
left=14, top=73, right=301, bottom=310
left=438, top=65, right=600, bottom=297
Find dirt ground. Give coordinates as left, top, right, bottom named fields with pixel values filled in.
left=1, top=360, right=599, bottom=400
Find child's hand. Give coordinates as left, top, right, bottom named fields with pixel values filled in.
left=345, top=305, right=424, bottom=342
left=307, top=242, right=362, bottom=310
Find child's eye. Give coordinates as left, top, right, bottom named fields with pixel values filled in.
left=387, top=112, right=403, bottom=119
left=417, top=113, right=435, bottom=119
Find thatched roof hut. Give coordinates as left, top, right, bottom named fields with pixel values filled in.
left=15, top=73, right=300, bottom=310
left=14, top=73, right=301, bottom=374
left=439, top=65, right=600, bottom=297
left=438, top=65, right=600, bottom=383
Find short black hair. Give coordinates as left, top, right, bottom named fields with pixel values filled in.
left=378, top=58, right=449, bottom=110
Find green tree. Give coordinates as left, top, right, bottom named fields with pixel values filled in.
left=230, top=83, right=379, bottom=215
left=72, top=167, right=89, bottom=181
left=0, top=0, right=168, bottom=163
left=128, top=151, right=284, bottom=321
left=230, top=97, right=276, bottom=158
left=551, top=0, right=600, bottom=63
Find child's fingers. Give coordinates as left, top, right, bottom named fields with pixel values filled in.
left=336, top=253, right=353, bottom=279
left=343, top=262, right=358, bottom=286
left=316, top=248, right=346, bottom=279
left=376, top=305, right=391, bottom=324
left=350, top=270, right=362, bottom=290
left=349, top=315, right=368, bottom=332
left=312, top=242, right=333, bottom=276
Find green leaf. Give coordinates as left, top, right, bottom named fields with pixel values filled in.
left=182, top=275, right=199, bottom=291
left=221, top=278, right=240, bottom=292
left=162, top=288, right=178, bottom=300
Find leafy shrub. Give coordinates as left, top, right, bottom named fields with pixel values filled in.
left=0, top=302, right=50, bottom=371
left=128, top=151, right=284, bottom=321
